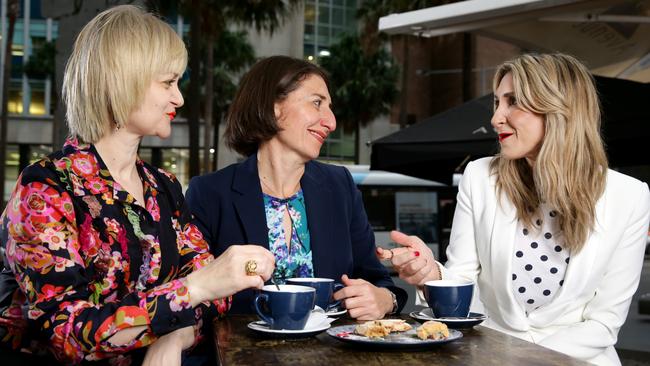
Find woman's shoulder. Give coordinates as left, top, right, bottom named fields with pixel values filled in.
left=605, top=169, right=649, bottom=199
left=463, top=157, right=495, bottom=178
left=18, top=150, right=69, bottom=186
left=305, top=160, right=352, bottom=184
left=187, top=161, right=242, bottom=195
left=307, top=160, right=348, bottom=175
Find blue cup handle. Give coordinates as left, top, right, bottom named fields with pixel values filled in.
left=328, top=283, right=345, bottom=310
left=254, top=293, right=274, bottom=327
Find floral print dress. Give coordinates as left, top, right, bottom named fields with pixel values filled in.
left=0, top=139, right=229, bottom=365
left=263, top=190, right=313, bottom=282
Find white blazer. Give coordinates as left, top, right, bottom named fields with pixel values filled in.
left=440, top=157, right=650, bottom=366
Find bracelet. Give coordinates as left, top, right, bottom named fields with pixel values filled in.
left=386, top=289, right=398, bottom=315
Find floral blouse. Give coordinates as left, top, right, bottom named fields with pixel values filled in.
left=0, top=138, right=229, bottom=364
left=263, top=190, right=313, bottom=282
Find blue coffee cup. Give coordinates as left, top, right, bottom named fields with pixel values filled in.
left=254, top=284, right=316, bottom=330
left=424, top=280, right=474, bottom=318
left=286, top=277, right=344, bottom=311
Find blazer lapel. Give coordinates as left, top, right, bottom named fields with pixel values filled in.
left=301, top=163, right=334, bottom=278
left=232, top=155, right=269, bottom=249
left=489, top=185, right=528, bottom=327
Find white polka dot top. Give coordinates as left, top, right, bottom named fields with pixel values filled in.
left=511, top=204, right=570, bottom=314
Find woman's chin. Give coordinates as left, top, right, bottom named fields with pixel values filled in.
left=155, top=130, right=172, bottom=140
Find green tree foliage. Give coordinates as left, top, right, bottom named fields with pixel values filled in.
left=22, top=40, right=56, bottom=79
left=320, top=34, right=399, bottom=162
left=320, top=34, right=398, bottom=128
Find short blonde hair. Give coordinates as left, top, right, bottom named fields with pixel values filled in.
left=490, top=53, right=607, bottom=253
left=63, top=5, right=187, bottom=143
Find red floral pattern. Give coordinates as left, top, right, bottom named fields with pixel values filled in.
left=0, top=138, right=230, bottom=364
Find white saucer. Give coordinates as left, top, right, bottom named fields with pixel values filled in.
left=247, top=320, right=331, bottom=337
left=314, top=305, right=347, bottom=317
left=325, top=307, right=347, bottom=317
left=409, top=308, right=487, bottom=329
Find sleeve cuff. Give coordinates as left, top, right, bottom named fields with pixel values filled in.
left=144, top=279, right=197, bottom=336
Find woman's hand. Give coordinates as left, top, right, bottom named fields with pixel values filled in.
left=332, top=275, right=394, bottom=320
left=142, top=326, right=194, bottom=366
left=185, top=245, right=275, bottom=306
left=376, top=230, right=440, bottom=286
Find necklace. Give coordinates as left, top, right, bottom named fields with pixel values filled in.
left=260, top=176, right=301, bottom=199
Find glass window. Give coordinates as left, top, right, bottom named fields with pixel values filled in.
left=3, top=145, right=19, bottom=203
left=8, top=81, right=23, bottom=114
left=29, top=80, right=46, bottom=115
left=11, top=53, right=23, bottom=78
left=30, top=0, right=44, bottom=19
left=29, top=20, right=48, bottom=38
left=318, top=5, right=330, bottom=23
left=304, top=3, right=316, bottom=23
left=332, top=7, right=344, bottom=26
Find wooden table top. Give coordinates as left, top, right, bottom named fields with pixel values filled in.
left=213, top=315, right=590, bottom=366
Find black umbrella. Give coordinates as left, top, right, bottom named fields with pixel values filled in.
left=371, top=75, right=650, bottom=184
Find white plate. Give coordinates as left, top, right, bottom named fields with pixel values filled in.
left=247, top=320, right=331, bottom=337
left=327, top=323, right=463, bottom=348
left=409, top=308, right=487, bottom=329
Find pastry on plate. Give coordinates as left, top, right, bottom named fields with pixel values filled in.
left=378, top=319, right=412, bottom=332
left=354, top=319, right=412, bottom=338
left=416, top=320, right=449, bottom=340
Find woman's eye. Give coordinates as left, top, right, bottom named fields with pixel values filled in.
left=508, top=96, right=517, bottom=106
left=313, top=100, right=321, bottom=108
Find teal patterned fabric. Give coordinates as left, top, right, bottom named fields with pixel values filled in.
left=263, top=189, right=313, bottom=282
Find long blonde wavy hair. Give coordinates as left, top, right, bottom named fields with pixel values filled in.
left=489, top=53, right=608, bottom=253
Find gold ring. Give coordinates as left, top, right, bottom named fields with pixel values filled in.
left=245, top=259, right=258, bottom=276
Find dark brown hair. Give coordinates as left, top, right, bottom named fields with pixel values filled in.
left=224, top=55, right=329, bottom=156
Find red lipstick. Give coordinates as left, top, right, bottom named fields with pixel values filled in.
left=167, top=111, right=176, bottom=120
left=498, top=133, right=513, bottom=141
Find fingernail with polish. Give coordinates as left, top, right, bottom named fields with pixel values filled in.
left=414, top=251, right=420, bottom=257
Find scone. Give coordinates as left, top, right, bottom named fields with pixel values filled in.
left=354, top=319, right=413, bottom=338
left=354, top=321, right=391, bottom=338
left=416, top=320, right=449, bottom=340
left=379, top=319, right=412, bottom=332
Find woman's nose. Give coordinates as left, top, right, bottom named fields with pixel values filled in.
left=172, top=86, right=184, bottom=108
left=491, top=107, right=506, bottom=128
left=321, top=110, right=336, bottom=132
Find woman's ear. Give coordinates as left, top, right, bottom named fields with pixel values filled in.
left=274, top=102, right=283, bottom=123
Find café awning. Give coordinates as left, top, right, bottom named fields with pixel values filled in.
left=378, top=0, right=650, bottom=82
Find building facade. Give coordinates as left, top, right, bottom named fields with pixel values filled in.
left=1, top=0, right=374, bottom=200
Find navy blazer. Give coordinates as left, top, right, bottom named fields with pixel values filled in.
left=185, top=154, right=407, bottom=314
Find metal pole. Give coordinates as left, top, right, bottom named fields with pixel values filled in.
left=0, top=0, right=7, bottom=115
